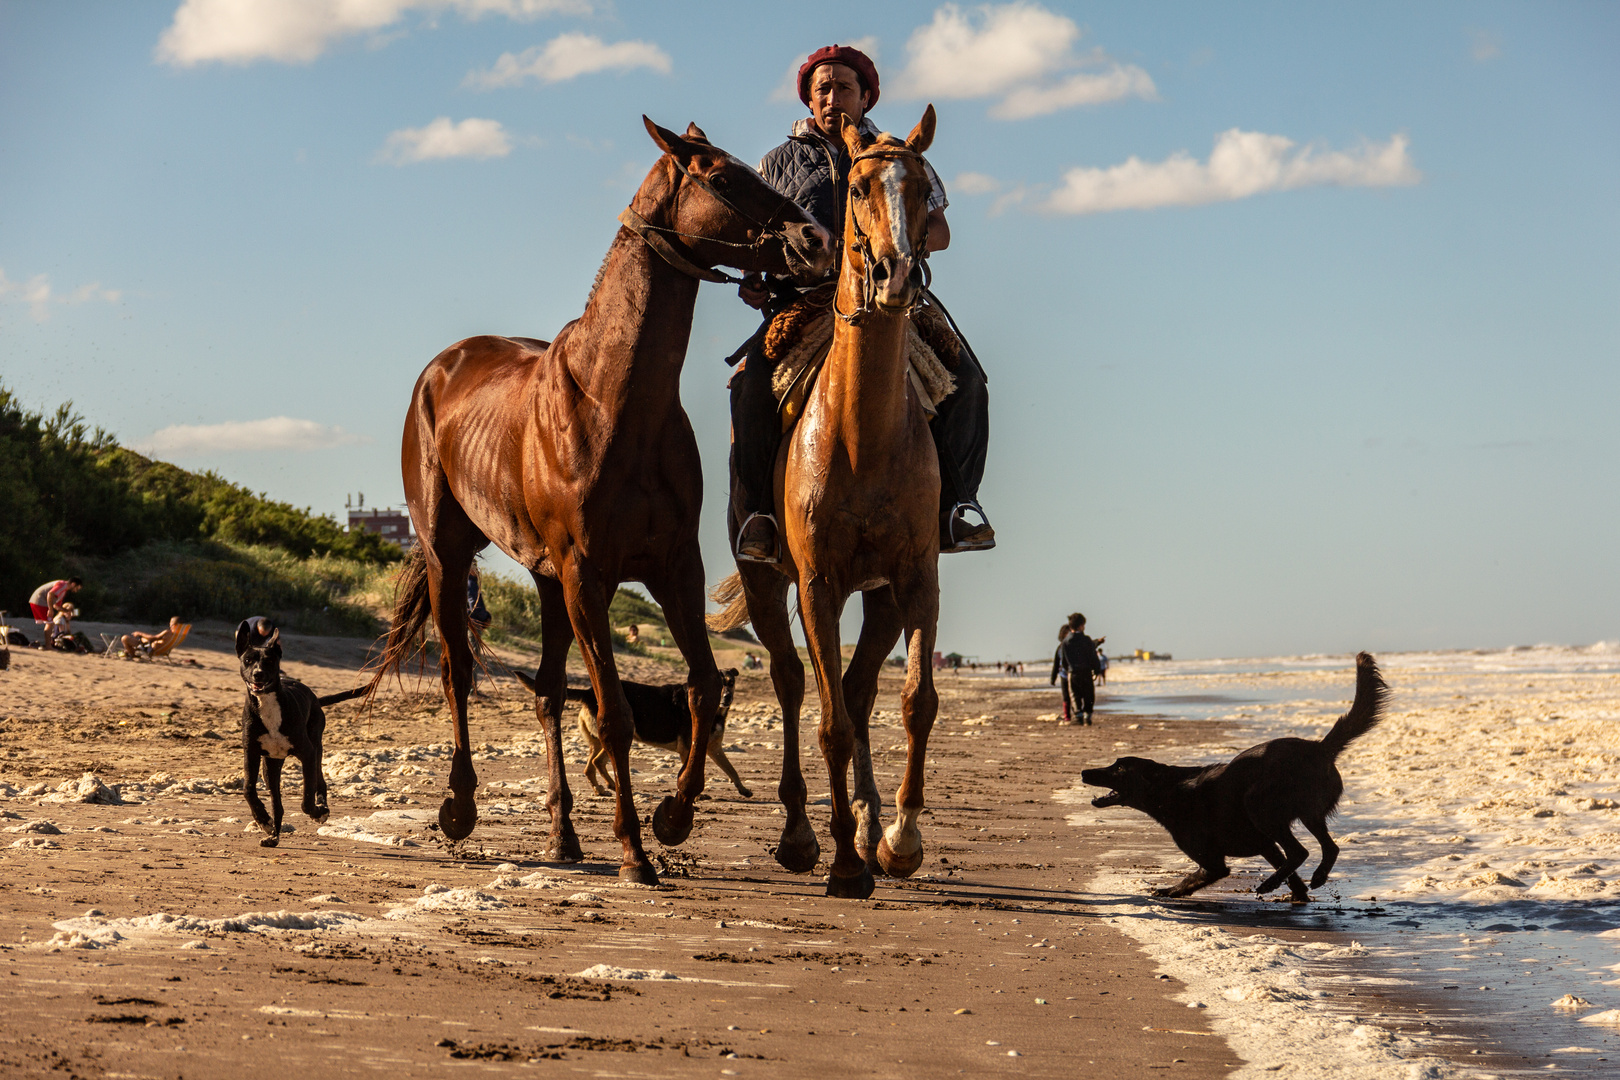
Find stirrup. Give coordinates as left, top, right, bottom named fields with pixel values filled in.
left=735, top=512, right=782, bottom=565
left=942, top=501, right=996, bottom=554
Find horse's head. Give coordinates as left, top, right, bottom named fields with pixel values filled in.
left=837, top=105, right=937, bottom=313
left=640, top=118, right=833, bottom=282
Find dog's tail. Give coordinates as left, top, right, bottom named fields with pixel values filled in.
left=512, top=670, right=597, bottom=711
left=317, top=686, right=368, bottom=708
left=363, top=546, right=434, bottom=704
left=706, top=572, right=750, bottom=633
left=1319, top=652, right=1389, bottom=759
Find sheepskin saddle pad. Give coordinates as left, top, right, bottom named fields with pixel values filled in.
left=763, top=287, right=961, bottom=432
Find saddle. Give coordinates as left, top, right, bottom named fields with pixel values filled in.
left=762, top=286, right=962, bottom=432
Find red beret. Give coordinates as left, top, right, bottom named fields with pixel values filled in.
left=798, top=44, right=880, bottom=111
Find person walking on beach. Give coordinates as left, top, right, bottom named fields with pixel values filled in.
left=1050, top=623, right=1074, bottom=723
left=1057, top=612, right=1105, bottom=725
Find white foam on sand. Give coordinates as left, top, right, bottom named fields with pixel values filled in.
left=384, top=883, right=509, bottom=919
left=47, top=908, right=366, bottom=949
left=573, top=964, right=682, bottom=981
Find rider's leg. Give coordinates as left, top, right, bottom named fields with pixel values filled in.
left=930, top=357, right=993, bottom=552
left=730, top=343, right=783, bottom=562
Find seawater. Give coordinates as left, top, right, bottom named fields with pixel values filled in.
left=1041, top=644, right=1620, bottom=1076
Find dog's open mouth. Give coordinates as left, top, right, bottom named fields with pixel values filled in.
left=1091, top=790, right=1122, bottom=808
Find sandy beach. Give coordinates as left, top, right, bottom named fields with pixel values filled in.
left=1, top=627, right=1616, bottom=1077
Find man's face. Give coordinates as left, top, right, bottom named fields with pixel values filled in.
left=809, top=62, right=869, bottom=137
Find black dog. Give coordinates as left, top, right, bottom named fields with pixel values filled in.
left=515, top=669, right=749, bottom=797
left=1081, top=652, right=1388, bottom=902
left=235, top=618, right=362, bottom=847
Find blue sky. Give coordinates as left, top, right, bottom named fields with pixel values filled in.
left=3, top=1, right=1616, bottom=661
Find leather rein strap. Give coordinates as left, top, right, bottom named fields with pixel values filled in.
left=618, top=205, right=743, bottom=285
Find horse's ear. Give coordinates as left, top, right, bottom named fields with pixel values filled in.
left=683, top=121, right=710, bottom=144
left=837, top=112, right=865, bottom=159
left=906, top=104, right=936, bottom=155
left=643, top=115, right=700, bottom=162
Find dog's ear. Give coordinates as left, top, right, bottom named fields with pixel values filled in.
left=264, top=627, right=280, bottom=651
left=235, top=620, right=252, bottom=657
left=722, top=667, right=739, bottom=679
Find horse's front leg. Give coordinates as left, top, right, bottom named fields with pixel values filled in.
left=800, top=575, right=871, bottom=899
left=739, top=566, right=817, bottom=872
left=879, top=565, right=940, bottom=879
left=560, top=557, right=657, bottom=886
left=643, top=559, right=721, bottom=847
left=424, top=544, right=479, bottom=841
left=531, top=572, right=583, bottom=862
left=847, top=588, right=904, bottom=871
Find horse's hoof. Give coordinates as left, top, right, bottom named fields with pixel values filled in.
left=619, top=861, right=660, bottom=887
left=775, top=830, right=820, bottom=874
left=651, top=797, right=693, bottom=846
left=736, top=785, right=753, bottom=799
left=256, top=821, right=275, bottom=838
left=826, top=866, right=875, bottom=900
left=259, top=836, right=279, bottom=848
left=438, top=796, right=478, bottom=841
left=309, top=810, right=329, bottom=825
left=876, top=836, right=924, bottom=879
left=1289, top=892, right=1312, bottom=905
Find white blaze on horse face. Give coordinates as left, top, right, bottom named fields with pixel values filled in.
left=256, top=692, right=293, bottom=758
left=878, top=161, right=912, bottom=261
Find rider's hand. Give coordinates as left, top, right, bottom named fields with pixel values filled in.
left=739, top=273, right=770, bottom=310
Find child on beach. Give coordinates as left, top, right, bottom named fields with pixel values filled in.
left=1057, top=613, right=1105, bottom=725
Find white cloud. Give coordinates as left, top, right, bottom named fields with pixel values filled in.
left=465, top=32, right=671, bottom=88
left=896, top=3, right=1154, bottom=119
left=1039, top=129, right=1420, bottom=215
left=139, top=417, right=370, bottom=456
left=952, top=171, right=1001, bottom=195
left=991, top=62, right=1158, bottom=120
left=155, top=0, right=590, bottom=67
left=768, top=36, right=881, bottom=103
left=379, top=117, right=511, bottom=164
left=0, top=268, right=122, bottom=321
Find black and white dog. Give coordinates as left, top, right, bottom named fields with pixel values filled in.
left=235, top=617, right=361, bottom=847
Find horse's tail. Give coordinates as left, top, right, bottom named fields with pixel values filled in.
left=364, top=546, right=433, bottom=704
left=706, top=572, right=750, bottom=633
left=1319, top=652, right=1390, bottom=760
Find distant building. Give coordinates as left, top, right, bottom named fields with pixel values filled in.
left=348, top=506, right=415, bottom=550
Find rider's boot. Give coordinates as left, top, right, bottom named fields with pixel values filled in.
left=940, top=501, right=995, bottom=554
left=736, top=512, right=781, bottom=564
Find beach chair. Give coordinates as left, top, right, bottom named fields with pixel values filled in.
left=98, top=633, right=121, bottom=658
left=134, top=623, right=191, bottom=663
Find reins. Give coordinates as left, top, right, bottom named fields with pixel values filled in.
left=833, top=146, right=930, bottom=326
left=618, top=163, right=800, bottom=287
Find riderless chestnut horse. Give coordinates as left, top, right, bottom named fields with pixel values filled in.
left=370, top=118, right=831, bottom=885
left=711, top=107, right=944, bottom=898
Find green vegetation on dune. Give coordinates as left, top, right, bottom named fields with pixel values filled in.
left=1, top=382, right=673, bottom=646
left=0, top=383, right=400, bottom=618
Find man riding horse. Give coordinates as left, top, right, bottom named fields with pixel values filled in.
left=729, top=43, right=994, bottom=563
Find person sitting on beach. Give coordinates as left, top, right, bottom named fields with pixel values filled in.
left=122, top=616, right=183, bottom=659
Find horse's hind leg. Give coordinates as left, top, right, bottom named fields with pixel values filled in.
left=643, top=558, right=722, bottom=848
left=741, top=566, right=818, bottom=873
left=423, top=536, right=480, bottom=841
left=800, top=575, right=871, bottom=899
left=558, top=556, right=656, bottom=886
left=532, top=572, right=583, bottom=863
left=878, top=566, right=939, bottom=880
left=847, top=588, right=903, bottom=871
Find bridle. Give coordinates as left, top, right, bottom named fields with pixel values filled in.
left=833, top=145, right=931, bottom=326
left=618, top=158, right=802, bottom=286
